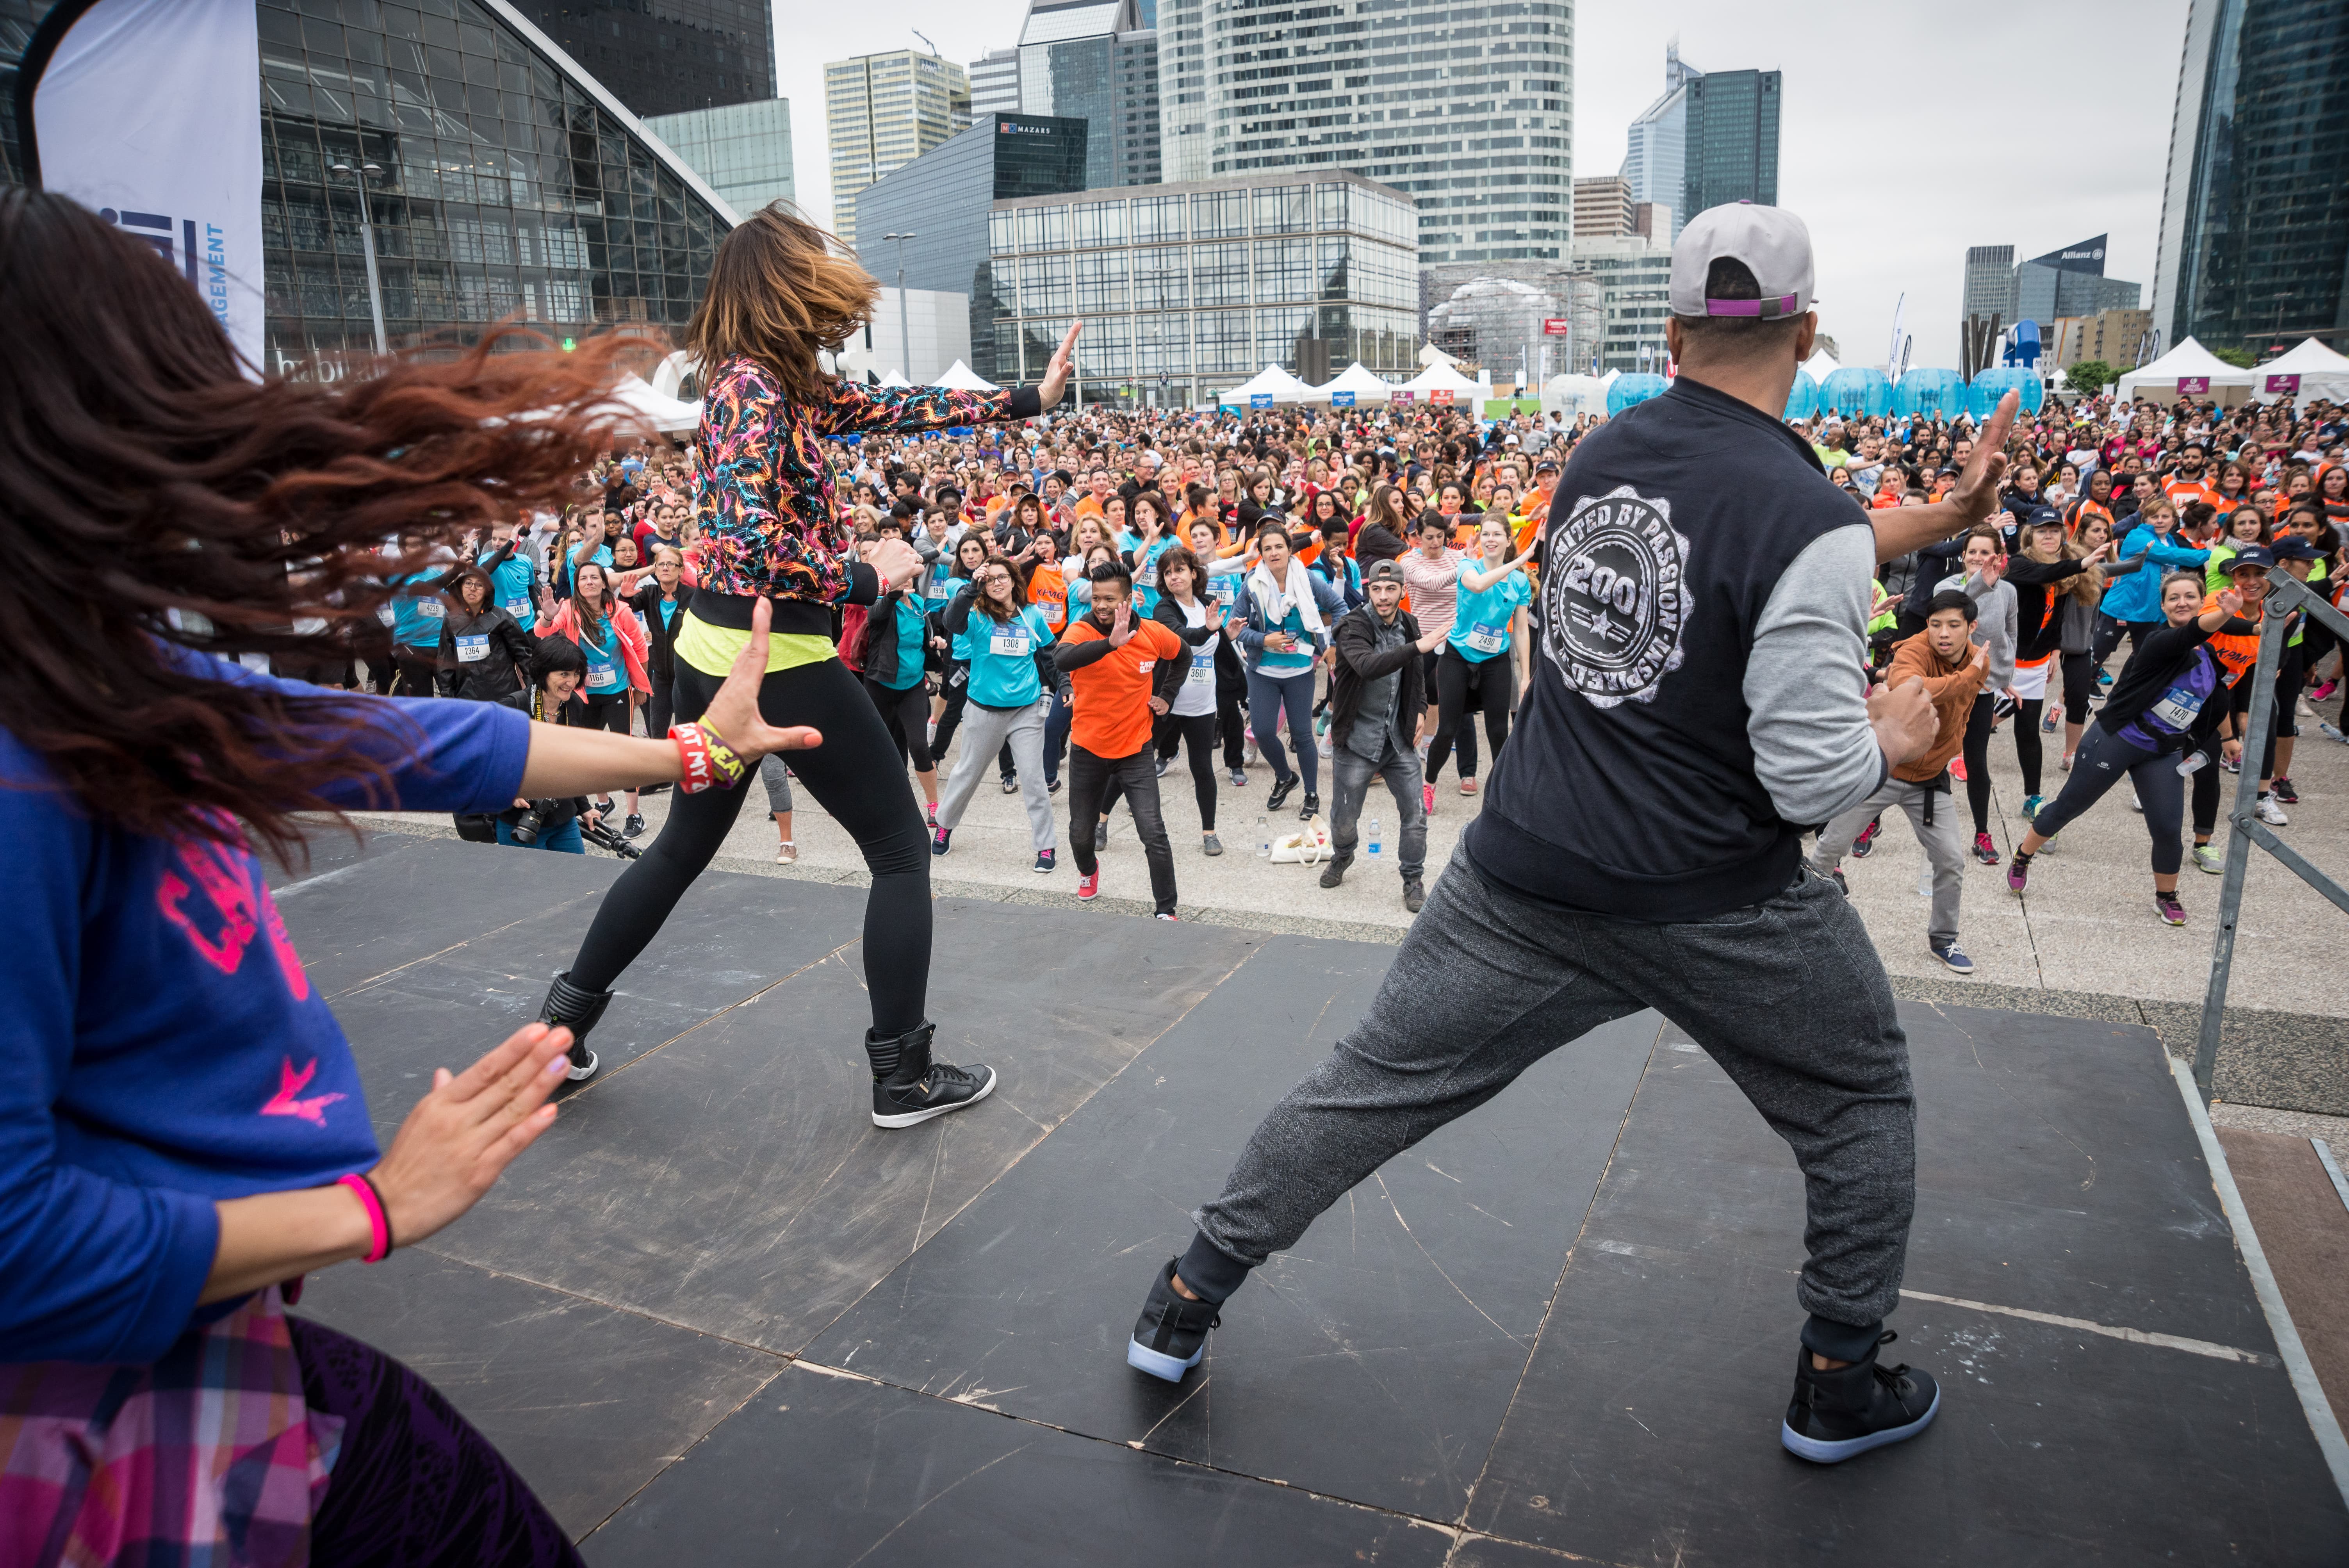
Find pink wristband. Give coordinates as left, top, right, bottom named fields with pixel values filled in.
left=338, top=1172, right=392, bottom=1263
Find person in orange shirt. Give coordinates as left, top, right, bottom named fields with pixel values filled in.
left=1053, top=559, right=1189, bottom=916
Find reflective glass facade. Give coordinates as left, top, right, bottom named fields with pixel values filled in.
left=646, top=98, right=794, bottom=217
left=1680, top=69, right=1777, bottom=219
left=501, top=0, right=771, bottom=118
left=2162, top=0, right=2349, bottom=351
left=991, top=170, right=1418, bottom=408
left=0, top=0, right=734, bottom=381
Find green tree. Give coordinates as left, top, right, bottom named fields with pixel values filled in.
left=2210, top=346, right=2258, bottom=369
left=2066, top=360, right=2115, bottom=396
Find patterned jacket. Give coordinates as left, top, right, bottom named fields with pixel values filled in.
left=692, top=356, right=1039, bottom=633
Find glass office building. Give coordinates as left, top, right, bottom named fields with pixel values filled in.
left=0, top=0, right=736, bottom=381
left=2152, top=0, right=2349, bottom=354
left=1681, top=68, right=1778, bottom=219
left=989, top=169, right=1419, bottom=408
left=824, top=50, right=971, bottom=248
left=501, top=0, right=771, bottom=118
left=1014, top=0, right=1159, bottom=191
left=646, top=98, right=794, bottom=218
left=850, top=115, right=1093, bottom=386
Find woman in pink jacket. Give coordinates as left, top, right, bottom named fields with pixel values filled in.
left=539, top=560, right=651, bottom=832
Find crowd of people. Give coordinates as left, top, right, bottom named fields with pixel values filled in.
left=9, top=185, right=2347, bottom=1561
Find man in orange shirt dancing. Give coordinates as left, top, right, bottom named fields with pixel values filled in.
left=1054, top=559, right=1189, bottom=917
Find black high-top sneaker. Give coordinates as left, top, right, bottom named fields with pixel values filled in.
left=537, top=972, right=614, bottom=1082
left=1128, top=1258, right=1221, bottom=1382
left=866, top=1021, right=995, bottom=1129
left=1780, top=1330, right=1940, bottom=1463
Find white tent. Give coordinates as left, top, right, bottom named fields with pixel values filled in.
left=1301, top=360, right=1394, bottom=405
left=2115, top=336, right=2258, bottom=403
left=931, top=359, right=999, bottom=393
left=605, top=372, right=701, bottom=434
left=1217, top=363, right=1315, bottom=406
left=2249, top=337, right=2349, bottom=404
left=1540, top=372, right=1605, bottom=418
left=877, top=369, right=913, bottom=388
left=1390, top=360, right=1483, bottom=405
left=1418, top=341, right=1462, bottom=369
left=1802, top=346, right=1840, bottom=381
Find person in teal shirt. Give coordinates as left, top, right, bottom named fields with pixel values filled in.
left=931, top=563, right=1061, bottom=871
left=477, top=522, right=539, bottom=627
left=856, top=578, right=941, bottom=823
left=1428, top=515, right=1536, bottom=801
left=1129, top=492, right=1180, bottom=616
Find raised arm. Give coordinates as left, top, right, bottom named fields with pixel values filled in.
left=1870, top=391, right=2019, bottom=562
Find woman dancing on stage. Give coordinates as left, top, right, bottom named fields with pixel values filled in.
left=0, top=188, right=817, bottom=1564
left=538, top=207, right=1082, bottom=1130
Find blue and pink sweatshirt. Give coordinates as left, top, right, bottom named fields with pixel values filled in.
left=0, top=650, right=532, bottom=1363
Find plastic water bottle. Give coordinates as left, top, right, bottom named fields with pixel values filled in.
left=1368, top=816, right=1382, bottom=858
left=1257, top=815, right=1271, bottom=858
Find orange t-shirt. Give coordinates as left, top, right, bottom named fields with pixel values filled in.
left=2200, top=591, right=2261, bottom=684
left=1061, top=617, right=1183, bottom=759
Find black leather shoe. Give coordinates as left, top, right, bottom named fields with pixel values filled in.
left=1300, top=791, right=1319, bottom=819
left=1317, top=853, right=1351, bottom=889
left=1781, top=1331, right=1940, bottom=1463
left=537, top=972, right=613, bottom=1081
left=866, top=1021, right=996, bottom=1129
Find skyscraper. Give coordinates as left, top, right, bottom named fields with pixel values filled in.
left=1174, top=0, right=1570, bottom=268
left=500, top=1, right=772, bottom=118
left=1620, top=43, right=1698, bottom=242
left=2150, top=0, right=2349, bottom=356
left=2012, top=236, right=2140, bottom=324
left=970, top=48, right=1022, bottom=119
left=1680, top=68, right=1778, bottom=219
left=1016, top=0, right=1160, bottom=190
left=1962, top=245, right=2017, bottom=327
left=646, top=100, right=795, bottom=219
left=824, top=50, right=971, bottom=249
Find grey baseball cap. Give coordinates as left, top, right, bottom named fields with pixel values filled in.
left=1669, top=201, right=1818, bottom=321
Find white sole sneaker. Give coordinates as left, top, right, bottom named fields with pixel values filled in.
left=1126, top=1336, right=1205, bottom=1381
left=564, top=1049, right=599, bottom=1082
left=871, top=1066, right=997, bottom=1129
left=1780, top=1384, right=1940, bottom=1464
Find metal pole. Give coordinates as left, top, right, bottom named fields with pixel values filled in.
left=2193, top=598, right=2291, bottom=1101
left=898, top=253, right=911, bottom=381
left=331, top=160, right=388, bottom=356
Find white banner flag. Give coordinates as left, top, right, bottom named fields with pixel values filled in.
left=31, top=0, right=265, bottom=371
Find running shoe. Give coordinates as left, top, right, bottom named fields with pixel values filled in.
left=1155, top=911, right=1180, bottom=921
left=2060, top=751, right=2075, bottom=772
left=1267, top=775, right=1299, bottom=812
left=1077, top=871, right=1100, bottom=901
left=1229, top=768, right=1249, bottom=788
left=1300, top=792, right=1319, bottom=820
left=2193, top=843, right=2223, bottom=875
left=2040, top=706, right=2061, bottom=734
left=1002, top=774, right=1020, bottom=793
left=1850, top=818, right=1882, bottom=859
left=2272, top=776, right=2298, bottom=805
left=1930, top=940, right=1975, bottom=975
left=1459, top=776, right=1479, bottom=797
left=2129, top=786, right=2143, bottom=813
left=1128, top=1258, right=1219, bottom=1383
left=623, top=813, right=646, bottom=838
left=2021, top=793, right=2044, bottom=823
left=1155, top=756, right=1171, bottom=778
left=2155, top=892, right=2187, bottom=926
left=2310, top=679, right=2338, bottom=702
left=1202, top=833, right=1223, bottom=857
left=1422, top=782, right=1437, bottom=817
left=1096, top=818, right=1112, bottom=850
left=930, top=825, right=952, bottom=857
left=1970, top=831, right=2000, bottom=866
left=2097, top=668, right=2114, bottom=690
left=2005, top=858, right=2029, bottom=896
left=2220, top=753, right=2240, bottom=774
left=1034, top=849, right=1056, bottom=874
left=2257, top=795, right=2289, bottom=825
left=775, top=842, right=797, bottom=865
left=1780, top=1332, right=1940, bottom=1465
left=1048, top=777, right=1064, bottom=795
left=927, top=803, right=939, bottom=830
left=1949, top=757, right=1968, bottom=783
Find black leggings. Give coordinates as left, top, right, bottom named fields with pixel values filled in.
left=2028, top=720, right=2187, bottom=877
left=2058, top=650, right=2095, bottom=718
left=1959, top=689, right=2045, bottom=829
left=1427, top=645, right=1511, bottom=784
left=2263, top=646, right=2306, bottom=779
left=867, top=675, right=935, bottom=772
left=1155, top=709, right=1221, bottom=829
left=569, top=657, right=933, bottom=1037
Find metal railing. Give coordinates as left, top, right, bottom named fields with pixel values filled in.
left=2195, top=571, right=2349, bottom=1101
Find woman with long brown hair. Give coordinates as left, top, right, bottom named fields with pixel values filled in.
left=539, top=207, right=1080, bottom=1127
left=539, top=558, right=650, bottom=831
left=0, top=187, right=815, bottom=1565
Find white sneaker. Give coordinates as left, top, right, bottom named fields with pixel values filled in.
left=2129, top=785, right=2143, bottom=813
left=2257, top=795, right=2289, bottom=826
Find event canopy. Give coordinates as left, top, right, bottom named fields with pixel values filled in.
left=605, top=372, right=700, bottom=434
left=1389, top=360, right=1483, bottom=404
left=2114, top=336, right=2256, bottom=403
left=2249, top=337, right=2349, bottom=404
left=877, top=369, right=913, bottom=388
left=1802, top=346, right=1840, bottom=381
left=931, top=359, right=998, bottom=392
left=1302, top=361, right=1394, bottom=404
left=1218, top=363, right=1315, bottom=406
left=1540, top=372, right=1605, bottom=418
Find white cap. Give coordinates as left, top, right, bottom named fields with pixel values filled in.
left=1669, top=202, right=1817, bottom=321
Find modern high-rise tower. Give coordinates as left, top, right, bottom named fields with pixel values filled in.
left=501, top=1, right=772, bottom=118
left=2150, top=0, right=2349, bottom=355
left=1680, top=68, right=1779, bottom=220
left=824, top=50, right=971, bottom=249
left=1016, top=0, right=1160, bottom=190
left=1620, top=42, right=1699, bottom=242
left=1170, top=0, right=1569, bottom=267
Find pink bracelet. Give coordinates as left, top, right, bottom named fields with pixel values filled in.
left=338, top=1172, right=393, bottom=1263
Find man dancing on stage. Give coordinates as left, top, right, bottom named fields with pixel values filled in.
left=1127, top=203, right=2019, bottom=1465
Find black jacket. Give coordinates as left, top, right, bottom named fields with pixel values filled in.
left=1328, top=605, right=1426, bottom=754
left=434, top=606, right=536, bottom=700
left=627, top=581, right=691, bottom=682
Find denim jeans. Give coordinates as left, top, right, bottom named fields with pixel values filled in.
left=1328, top=733, right=1426, bottom=880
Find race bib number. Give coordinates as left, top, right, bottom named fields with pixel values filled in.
left=415, top=597, right=444, bottom=619
left=989, top=629, right=1031, bottom=658
left=1464, top=621, right=1506, bottom=655
left=1042, top=601, right=1066, bottom=628
left=1185, top=659, right=1213, bottom=686
left=1211, top=579, right=1234, bottom=605
left=455, top=633, right=490, bottom=664
left=586, top=658, right=621, bottom=693
left=2149, top=683, right=2206, bottom=733
left=501, top=595, right=533, bottom=622
left=1137, top=555, right=1159, bottom=587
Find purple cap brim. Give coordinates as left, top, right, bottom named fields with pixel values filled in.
left=1705, top=294, right=1800, bottom=319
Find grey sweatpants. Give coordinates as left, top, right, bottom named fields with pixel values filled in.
left=1811, top=775, right=1965, bottom=946
left=936, top=699, right=1055, bottom=852
left=1191, top=847, right=1916, bottom=1343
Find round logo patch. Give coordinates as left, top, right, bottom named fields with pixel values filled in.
left=1540, top=485, right=1691, bottom=708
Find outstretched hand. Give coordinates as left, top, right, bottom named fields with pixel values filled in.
left=1107, top=597, right=1137, bottom=649
left=369, top=1022, right=574, bottom=1250
left=1038, top=321, right=1085, bottom=411
left=702, top=597, right=825, bottom=761
left=1946, top=392, right=2018, bottom=527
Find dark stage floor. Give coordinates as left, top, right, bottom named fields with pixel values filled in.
left=276, top=834, right=2349, bottom=1565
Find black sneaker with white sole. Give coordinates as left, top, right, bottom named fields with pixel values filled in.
left=1128, top=1257, right=1221, bottom=1382
left=865, top=1020, right=996, bottom=1129
left=536, top=971, right=612, bottom=1082
left=1780, top=1331, right=1940, bottom=1464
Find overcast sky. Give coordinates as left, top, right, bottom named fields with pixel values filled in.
left=772, top=0, right=2190, bottom=369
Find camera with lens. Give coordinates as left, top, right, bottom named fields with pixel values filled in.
left=508, top=801, right=554, bottom=845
